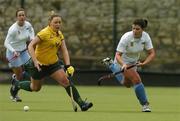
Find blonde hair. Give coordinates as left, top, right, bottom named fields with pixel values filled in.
left=48, top=10, right=60, bottom=22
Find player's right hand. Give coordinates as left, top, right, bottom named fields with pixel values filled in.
left=34, top=60, right=42, bottom=71
left=121, top=64, right=128, bottom=71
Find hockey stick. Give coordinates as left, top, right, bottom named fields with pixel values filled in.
left=68, top=77, right=78, bottom=112
left=98, top=64, right=137, bottom=86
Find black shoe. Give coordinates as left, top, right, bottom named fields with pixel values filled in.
left=81, top=101, right=93, bottom=111
left=10, top=94, right=22, bottom=102
left=10, top=74, right=21, bottom=102
left=102, top=57, right=113, bottom=67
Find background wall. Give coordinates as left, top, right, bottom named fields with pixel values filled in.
left=0, top=0, right=180, bottom=73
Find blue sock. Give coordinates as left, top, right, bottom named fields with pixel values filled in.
left=109, top=63, right=124, bottom=84
left=134, top=83, right=148, bottom=105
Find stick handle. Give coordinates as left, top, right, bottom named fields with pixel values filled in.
left=114, top=64, right=137, bottom=76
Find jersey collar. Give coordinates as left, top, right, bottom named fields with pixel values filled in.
left=47, top=26, right=60, bottom=36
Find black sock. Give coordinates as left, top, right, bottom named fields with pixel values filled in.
left=65, top=85, right=84, bottom=106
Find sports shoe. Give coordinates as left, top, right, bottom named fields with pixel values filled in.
left=102, top=57, right=113, bottom=67
left=80, top=99, right=93, bottom=111
left=10, top=95, right=22, bottom=102
left=10, top=74, right=22, bottom=102
left=142, top=104, right=151, bottom=112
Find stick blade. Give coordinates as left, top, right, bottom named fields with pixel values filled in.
left=97, top=74, right=113, bottom=86
left=97, top=77, right=104, bottom=86
left=74, top=106, right=78, bottom=112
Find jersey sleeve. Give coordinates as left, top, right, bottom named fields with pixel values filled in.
left=4, top=28, right=16, bottom=52
left=28, top=24, right=35, bottom=41
left=59, top=31, right=64, bottom=41
left=37, top=29, right=47, bottom=41
left=144, top=33, right=153, bottom=50
left=116, top=34, right=127, bottom=53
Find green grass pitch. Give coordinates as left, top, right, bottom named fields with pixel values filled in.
left=0, top=85, right=179, bottom=121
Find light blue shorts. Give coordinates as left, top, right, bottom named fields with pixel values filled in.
left=109, top=62, right=137, bottom=84
left=6, top=49, right=30, bottom=68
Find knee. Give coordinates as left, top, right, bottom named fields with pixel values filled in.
left=59, top=77, right=70, bottom=87
left=123, top=78, right=141, bottom=88
left=123, top=81, right=132, bottom=88
left=16, top=74, right=23, bottom=81
left=62, top=80, right=70, bottom=87
left=34, top=88, right=41, bottom=92
left=31, top=85, right=41, bottom=92
left=132, top=79, right=141, bottom=85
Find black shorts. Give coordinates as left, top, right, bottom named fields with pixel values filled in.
left=24, top=59, right=64, bottom=80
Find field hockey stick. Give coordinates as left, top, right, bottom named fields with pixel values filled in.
left=98, top=64, right=137, bottom=86
left=68, top=77, right=78, bottom=112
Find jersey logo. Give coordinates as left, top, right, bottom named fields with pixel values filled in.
left=55, top=41, right=60, bottom=47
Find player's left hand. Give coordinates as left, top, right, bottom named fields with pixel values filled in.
left=65, top=65, right=75, bottom=77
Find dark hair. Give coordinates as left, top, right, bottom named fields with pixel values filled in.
left=48, top=11, right=60, bottom=22
left=133, top=19, right=148, bottom=29
left=16, top=8, right=26, bottom=17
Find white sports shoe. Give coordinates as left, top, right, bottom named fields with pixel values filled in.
left=102, top=57, right=113, bottom=67
left=142, top=104, right=151, bottom=112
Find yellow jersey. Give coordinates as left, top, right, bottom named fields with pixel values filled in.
left=36, top=26, right=64, bottom=65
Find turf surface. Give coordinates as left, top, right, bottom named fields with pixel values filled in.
left=0, top=85, right=179, bottom=121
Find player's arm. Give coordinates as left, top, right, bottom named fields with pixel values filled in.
left=26, top=24, right=35, bottom=46
left=138, top=33, right=155, bottom=66
left=60, top=40, right=70, bottom=65
left=60, top=40, right=74, bottom=76
left=138, top=48, right=155, bottom=66
left=4, top=30, right=16, bottom=53
left=28, top=36, right=42, bottom=71
left=115, top=51, right=128, bottom=70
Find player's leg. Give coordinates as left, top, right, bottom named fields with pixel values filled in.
left=11, top=59, right=43, bottom=98
left=7, top=50, right=31, bottom=101
left=124, top=69, right=151, bottom=112
left=17, top=58, right=43, bottom=92
left=10, top=66, right=31, bottom=101
left=12, top=67, right=23, bottom=80
left=123, top=77, right=133, bottom=88
left=10, top=67, right=24, bottom=102
left=102, top=57, right=124, bottom=84
left=50, top=68, right=93, bottom=111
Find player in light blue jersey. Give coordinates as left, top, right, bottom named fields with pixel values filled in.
left=103, top=18, right=155, bottom=112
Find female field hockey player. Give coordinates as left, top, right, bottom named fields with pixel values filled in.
left=10, top=11, right=93, bottom=111
left=4, top=8, right=35, bottom=102
left=102, top=18, right=155, bottom=112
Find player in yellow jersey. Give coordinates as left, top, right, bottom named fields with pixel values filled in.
left=10, top=11, right=93, bottom=111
